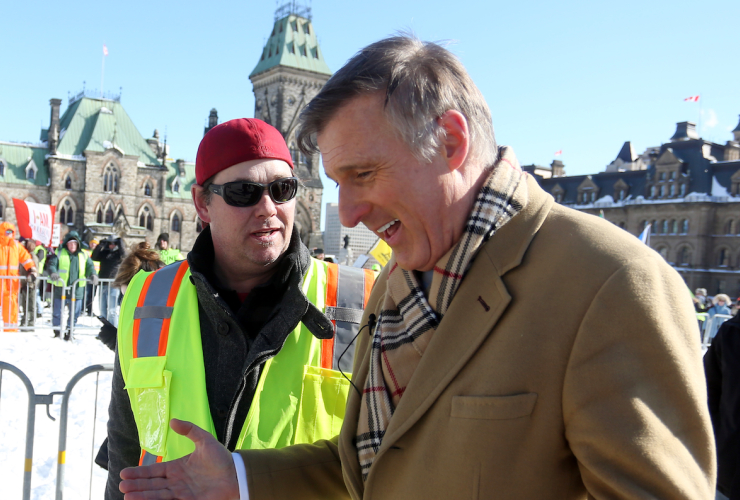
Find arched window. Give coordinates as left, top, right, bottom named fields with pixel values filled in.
left=105, top=204, right=115, bottom=224
left=678, top=247, right=692, bottom=266
left=681, top=219, right=689, bottom=234
left=680, top=183, right=687, bottom=196
left=659, top=185, right=666, bottom=197
left=139, top=206, right=153, bottom=231
left=104, top=163, right=120, bottom=193
left=725, top=220, right=735, bottom=235
left=657, top=247, right=669, bottom=260
left=662, top=220, right=669, bottom=234
left=64, top=175, right=72, bottom=190
left=671, top=219, right=678, bottom=234
left=669, top=184, right=676, bottom=197
left=618, top=190, right=625, bottom=201
left=650, top=186, right=657, bottom=198
left=171, top=213, right=181, bottom=232
left=96, top=206, right=103, bottom=223
left=144, top=182, right=152, bottom=197
left=173, top=179, right=180, bottom=193
left=59, top=199, right=74, bottom=225
left=718, top=248, right=730, bottom=267
left=650, top=220, right=657, bottom=234
left=27, top=168, right=35, bottom=180
left=590, top=192, right=596, bottom=203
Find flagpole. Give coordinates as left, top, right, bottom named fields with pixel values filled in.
left=101, top=44, right=105, bottom=99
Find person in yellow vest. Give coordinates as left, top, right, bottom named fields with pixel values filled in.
left=48, top=230, right=98, bottom=340
left=105, top=118, right=375, bottom=499
left=155, top=233, right=184, bottom=265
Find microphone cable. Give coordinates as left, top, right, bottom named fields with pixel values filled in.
left=338, top=313, right=377, bottom=398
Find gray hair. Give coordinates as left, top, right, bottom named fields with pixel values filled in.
left=297, top=35, right=498, bottom=166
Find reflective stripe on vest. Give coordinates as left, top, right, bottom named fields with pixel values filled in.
left=321, top=263, right=376, bottom=374
left=132, top=261, right=189, bottom=358
left=121, top=258, right=375, bottom=464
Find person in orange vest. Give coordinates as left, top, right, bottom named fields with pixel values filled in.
left=0, top=222, right=38, bottom=331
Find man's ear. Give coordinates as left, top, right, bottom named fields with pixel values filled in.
left=191, top=184, right=212, bottom=224
left=438, top=110, right=470, bottom=172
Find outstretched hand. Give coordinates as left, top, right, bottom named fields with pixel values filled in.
left=119, top=419, right=240, bottom=500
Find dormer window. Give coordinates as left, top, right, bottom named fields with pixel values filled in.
left=25, top=158, right=38, bottom=181
left=659, top=172, right=665, bottom=181
left=650, top=186, right=657, bottom=198
left=669, top=171, right=676, bottom=181
left=0, top=160, right=5, bottom=176
left=172, top=178, right=181, bottom=193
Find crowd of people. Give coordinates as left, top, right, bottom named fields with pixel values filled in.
left=0, top=229, right=185, bottom=339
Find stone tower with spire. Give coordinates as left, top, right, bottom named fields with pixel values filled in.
left=249, top=2, right=331, bottom=249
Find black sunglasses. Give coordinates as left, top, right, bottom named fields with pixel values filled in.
left=207, top=177, right=299, bottom=207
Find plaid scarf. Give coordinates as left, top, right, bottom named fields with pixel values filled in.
left=355, top=147, right=527, bottom=480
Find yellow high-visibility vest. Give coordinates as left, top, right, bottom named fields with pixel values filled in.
left=118, top=258, right=375, bottom=464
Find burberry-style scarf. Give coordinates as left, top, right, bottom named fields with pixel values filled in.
left=355, top=147, right=528, bottom=480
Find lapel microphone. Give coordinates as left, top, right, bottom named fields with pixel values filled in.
left=367, top=313, right=377, bottom=336
left=339, top=312, right=379, bottom=397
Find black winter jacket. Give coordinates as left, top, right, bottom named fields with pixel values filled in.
left=104, top=226, right=333, bottom=500
left=91, top=239, right=126, bottom=279
left=705, top=313, right=740, bottom=498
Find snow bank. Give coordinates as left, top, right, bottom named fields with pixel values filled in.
left=1, top=328, right=115, bottom=500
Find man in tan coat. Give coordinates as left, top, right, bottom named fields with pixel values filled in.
left=119, top=36, right=715, bottom=500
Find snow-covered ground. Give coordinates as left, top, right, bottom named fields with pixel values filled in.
left=0, top=312, right=115, bottom=500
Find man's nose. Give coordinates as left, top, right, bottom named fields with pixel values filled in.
left=338, top=187, right=370, bottom=228
left=253, top=190, right=278, bottom=218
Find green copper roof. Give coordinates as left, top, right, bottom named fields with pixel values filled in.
left=56, top=98, right=160, bottom=165
left=164, top=160, right=196, bottom=199
left=250, top=14, right=331, bottom=78
left=0, top=142, right=49, bottom=186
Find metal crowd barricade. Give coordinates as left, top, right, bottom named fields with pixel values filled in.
left=0, top=361, right=65, bottom=500
left=0, top=362, right=113, bottom=500
left=0, top=274, right=117, bottom=337
left=701, top=313, right=733, bottom=348
left=68, top=277, right=117, bottom=339
left=55, top=363, right=113, bottom=500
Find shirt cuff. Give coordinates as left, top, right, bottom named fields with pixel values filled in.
left=232, top=452, right=250, bottom=500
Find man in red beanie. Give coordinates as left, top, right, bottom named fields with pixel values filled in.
left=105, top=118, right=374, bottom=499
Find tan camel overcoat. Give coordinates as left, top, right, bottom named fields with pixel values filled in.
left=240, top=175, right=715, bottom=499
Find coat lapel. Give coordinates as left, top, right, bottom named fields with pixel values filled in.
left=376, top=250, right=510, bottom=455
left=374, top=175, right=554, bottom=459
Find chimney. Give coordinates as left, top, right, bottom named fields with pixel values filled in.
left=48, top=98, right=62, bottom=154
left=670, top=121, right=700, bottom=142
left=550, top=159, right=565, bottom=177
left=176, top=159, right=186, bottom=177
left=146, top=129, right=161, bottom=156
left=204, top=108, right=218, bottom=136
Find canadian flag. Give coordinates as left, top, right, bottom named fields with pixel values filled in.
left=12, top=199, right=56, bottom=246
left=684, top=95, right=700, bottom=102
left=554, top=150, right=563, bottom=156
left=103, top=44, right=109, bottom=56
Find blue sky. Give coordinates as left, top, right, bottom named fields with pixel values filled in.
left=1, top=0, right=738, bottom=230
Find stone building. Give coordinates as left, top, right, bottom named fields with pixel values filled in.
left=0, top=92, right=199, bottom=251
left=532, top=117, right=740, bottom=296
left=249, top=3, right=331, bottom=249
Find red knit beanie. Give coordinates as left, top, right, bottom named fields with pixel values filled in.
left=195, top=118, right=294, bottom=185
